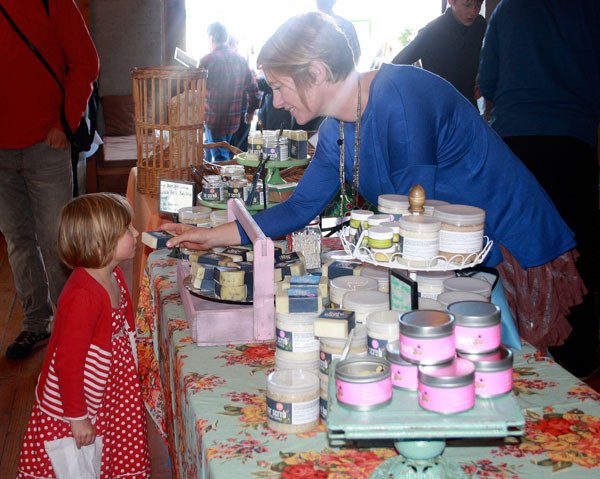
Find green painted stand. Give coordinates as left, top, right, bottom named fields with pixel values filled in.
left=327, top=361, right=525, bottom=479
left=235, top=153, right=309, bottom=185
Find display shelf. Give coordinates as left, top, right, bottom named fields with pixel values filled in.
left=327, top=361, right=524, bottom=479
left=338, top=226, right=493, bottom=272
left=235, top=152, right=309, bottom=185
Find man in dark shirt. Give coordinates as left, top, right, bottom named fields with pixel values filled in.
left=391, top=0, right=486, bottom=107
left=316, top=0, right=361, bottom=65
left=200, top=22, right=261, bottom=161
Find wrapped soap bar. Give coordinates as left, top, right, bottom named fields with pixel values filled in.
left=221, top=247, right=253, bottom=262
left=280, top=275, right=327, bottom=298
left=276, top=287, right=323, bottom=314
left=192, top=278, right=215, bottom=290
left=215, top=283, right=247, bottom=301
left=322, top=259, right=362, bottom=279
left=314, top=309, right=356, bottom=339
left=214, top=266, right=246, bottom=287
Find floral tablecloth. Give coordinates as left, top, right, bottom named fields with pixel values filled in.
left=136, top=249, right=600, bottom=479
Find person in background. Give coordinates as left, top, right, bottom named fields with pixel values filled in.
left=201, top=22, right=261, bottom=161
left=228, top=34, right=256, bottom=152
left=391, top=0, right=485, bottom=108
left=0, top=0, right=99, bottom=359
left=316, top=0, right=361, bottom=65
left=162, top=12, right=586, bottom=355
left=478, top=0, right=600, bottom=377
left=16, top=193, right=150, bottom=479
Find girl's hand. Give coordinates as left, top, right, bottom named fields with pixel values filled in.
left=70, top=418, right=95, bottom=449
left=161, top=222, right=241, bottom=251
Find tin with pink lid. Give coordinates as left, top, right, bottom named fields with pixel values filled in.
left=399, top=310, right=456, bottom=365
left=418, top=357, right=475, bottom=414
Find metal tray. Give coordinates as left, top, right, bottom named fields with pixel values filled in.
left=182, top=275, right=252, bottom=305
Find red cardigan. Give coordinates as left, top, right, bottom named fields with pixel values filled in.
left=35, top=267, right=134, bottom=420
left=0, top=0, right=99, bottom=148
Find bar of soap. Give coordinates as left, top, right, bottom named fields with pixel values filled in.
left=214, top=266, right=246, bottom=287
left=322, top=259, right=362, bottom=279
left=191, top=263, right=215, bottom=280
left=314, top=309, right=356, bottom=339
left=276, top=287, right=323, bottom=314
left=215, top=283, right=247, bottom=301
left=194, top=252, right=231, bottom=266
left=275, top=260, right=306, bottom=282
left=280, top=275, right=327, bottom=298
left=192, top=278, right=215, bottom=290
left=221, top=247, right=253, bottom=262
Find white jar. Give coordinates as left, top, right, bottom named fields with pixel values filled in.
left=360, top=265, right=390, bottom=293
left=378, top=194, right=410, bottom=218
left=275, top=312, right=320, bottom=360
left=423, top=199, right=449, bottom=216
left=416, top=271, right=455, bottom=299
left=267, top=369, right=320, bottom=433
left=319, top=324, right=367, bottom=374
left=366, top=310, right=400, bottom=358
left=349, top=210, right=373, bottom=235
left=380, top=221, right=400, bottom=244
left=368, top=226, right=394, bottom=261
left=397, top=215, right=441, bottom=268
left=435, top=204, right=486, bottom=263
left=178, top=206, right=211, bottom=225
left=418, top=297, right=446, bottom=311
left=343, top=290, right=390, bottom=324
left=443, top=276, right=493, bottom=300
left=275, top=349, right=320, bottom=373
left=437, top=291, right=488, bottom=309
left=210, top=209, right=228, bottom=227
left=367, top=214, right=393, bottom=228
left=329, top=275, right=378, bottom=308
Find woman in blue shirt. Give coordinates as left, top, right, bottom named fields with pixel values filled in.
left=164, top=12, right=585, bottom=352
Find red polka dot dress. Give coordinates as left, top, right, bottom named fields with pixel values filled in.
left=17, top=273, right=150, bottom=478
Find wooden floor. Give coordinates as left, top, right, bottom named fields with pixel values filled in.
left=0, top=235, right=172, bottom=478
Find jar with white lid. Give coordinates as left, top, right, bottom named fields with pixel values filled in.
left=416, top=271, right=455, bottom=299
left=178, top=206, right=211, bottom=225
left=437, top=291, right=488, bottom=309
left=443, top=276, right=492, bottom=299
left=320, top=324, right=367, bottom=374
left=368, top=226, right=395, bottom=261
left=329, top=275, right=378, bottom=308
left=423, top=199, right=449, bottom=216
left=380, top=221, right=400, bottom=244
left=246, top=131, right=263, bottom=161
left=418, top=297, right=445, bottom=311
left=343, top=290, right=390, bottom=324
left=378, top=194, right=409, bottom=218
left=267, top=369, right=320, bottom=433
left=276, top=312, right=320, bottom=360
left=348, top=209, right=373, bottom=236
left=397, top=215, right=441, bottom=268
left=435, top=204, right=485, bottom=263
left=366, top=310, right=400, bottom=357
left=275, top=349, right=320, bottom=373
left=367, top=214, right=393, bottom=228
left=359, top=265, right=390, bottom=293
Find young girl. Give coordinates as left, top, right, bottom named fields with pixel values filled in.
left=17, top=193, right=150, bottom=479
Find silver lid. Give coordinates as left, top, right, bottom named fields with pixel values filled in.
left=386, top=340, right=414, bottom=366
left=458, top=346, right=513, bottom=372
left=400, top=310, right=455, bottom=338
left=447, top=301, right=501, bottom=327
left=418, top=357, right=475, bottom=387
left=335, top=357, right=390, bottom=384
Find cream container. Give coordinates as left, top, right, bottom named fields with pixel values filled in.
left=343, top=290, right=390, bottom=324
left=319, top=371, right=329, bottom=421
left=416, top=271, right=455, bottom=299
left=418, top=358, right=475, bottom=414
left=458, top=346, right=513, bottom=398
left=418, top=297, right=445, bottom=311
left=380, top=221, right=400, bottom=244
left=447, top=301, right=501, bottom=354
left=335, top=357, right=392, bottom=411
left=423, top=199, right=449, bottom=216
left=371, top=245, right=396, bottom=262
left=443, top=276, right=492, bottom=300
left=210, top=209, right=228, bottom=227
left=366, top=310, right=400, bottom=358
left=275, top=349, right=320, bottom=374
left=386, top=340, right=418, bottom=390
left=399, top=310, right=455, bottom=365
left=397, top=215, right=441, bottom=268
left=437, top=291, right=488, bottom=309
left=267, top=369, right=320, bottom=433
left=329, top=275, right=378, bottom=308
left=275, top=312, right=320, bottom=359
left=178, top=206, right=211, bottom=225
left=349, top=210, right=373, bottom=236
left=435, top=204, right=485, bottom=263
left=378, top=194, right=410, bottom=218
left=367, top=214, right=394, bottom=228
left=360, top=265, right=390, bottom=293
left=319, top=324, right=367, bottom=374
left=367, top=226, right=394, bottom=250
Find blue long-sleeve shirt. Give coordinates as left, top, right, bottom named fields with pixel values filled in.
left=239, top=64, right=575, bottom=268
left=478, top=0, right=600, bottom=147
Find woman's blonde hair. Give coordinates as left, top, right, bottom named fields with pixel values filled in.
left=58, top=193, right=133, bottom=269
left=257, top=12, right=355, bottom=106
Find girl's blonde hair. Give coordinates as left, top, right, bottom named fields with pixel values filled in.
left=58, top=193, right=133, bottom=269
left=257, top=12, right=355, bottom=107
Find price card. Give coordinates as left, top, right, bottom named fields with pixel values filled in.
left=158, top=179, right=196, bottom=215
left=390, top=269, right=418, bottom=313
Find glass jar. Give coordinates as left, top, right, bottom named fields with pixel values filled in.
left=220, top=164, right=245, bottom=182
left=291, top=217, right=322, bottom=270
left=227, top=178, right=248, bottom=201
left=263, top=134, right=279, bottom=160
left=247, top=131, right=263, bottom=161
left=201, top=175, right=224, bottom=202
left=435, top=204, right=485, bottom=263
left=397, top=215, right=441, bottom=268
left=278, top=136, right=289, bottom=161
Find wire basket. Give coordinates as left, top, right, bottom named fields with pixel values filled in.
left=131, top=66, right=207, bottom=196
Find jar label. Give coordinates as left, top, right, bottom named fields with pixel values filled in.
left=399, top=235, right=439, bottom=259
left=320, top=396, right=328, bottom=420
left=418, top=383, right=475, bottom=414
left=201, top=187, right=221, bottom=202
left=455, top=324, right=501, bottom=354
left=400, top=334, right=455, bottom=364
left=319, top=351, right=340, bottom=374
left=228, top=187, right=244, bottom=200
left=389, top=362, right=418, bottom=390
left=475, top=369, right=513, bottom=397
left=266, top=396, right=319, bottom=425
left=367, top=335, right=389, bottom=358
left=276, top=327, right=319, bottom=353
left=335, top=376, right=392, bottom=407
left=439, top=229, right=483, bottom=254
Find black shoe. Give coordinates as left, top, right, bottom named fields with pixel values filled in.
left=5, top=331, right=51, bottom=359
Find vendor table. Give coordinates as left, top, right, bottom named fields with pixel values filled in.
left=136, top=249, right=600, bottom=479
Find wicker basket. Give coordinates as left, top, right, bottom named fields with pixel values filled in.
left=131, top=66, right=207, bottom=196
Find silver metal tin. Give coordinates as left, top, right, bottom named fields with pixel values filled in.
left=458, top=346, right=513, bottom=372
left=386, top=340, right=414, bottom=366
left=418, top=357, right=475, bottom=388
left=400, top=310, right=455, bottom=338
left=447, top=301, right=501, bottom=328
left=335, top=357, right=390, bottom=383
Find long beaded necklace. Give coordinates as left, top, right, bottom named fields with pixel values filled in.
left=337, top=75, right=362, bottom=212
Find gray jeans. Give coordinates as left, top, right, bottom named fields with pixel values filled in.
left=0, top=142, right=72, bottom=332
